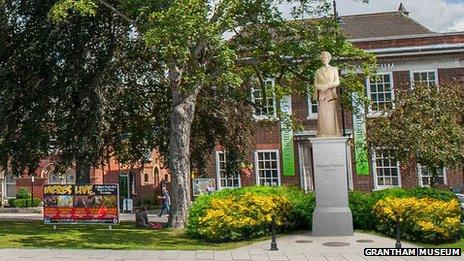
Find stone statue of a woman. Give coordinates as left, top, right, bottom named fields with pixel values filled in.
left=313, top=51, right=341, bottom=137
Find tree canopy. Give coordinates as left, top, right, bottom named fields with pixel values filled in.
left=18, top=0, right=376, bottom=227
left=367, top=84, right=464, bottom=185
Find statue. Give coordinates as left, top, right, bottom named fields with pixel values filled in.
left=313, top=51, right=341, bottom=137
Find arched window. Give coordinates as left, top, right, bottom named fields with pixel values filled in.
left=43, top=164, right=75, bottom=184
left=144, top=173, right=149, bottom=183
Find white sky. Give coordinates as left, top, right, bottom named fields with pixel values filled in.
left=336, top=0, right=464, bottom=32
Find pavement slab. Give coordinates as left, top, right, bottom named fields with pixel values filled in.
left=0, top=231, right=461, bottom=260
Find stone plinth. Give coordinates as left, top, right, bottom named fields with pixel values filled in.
left=310, top=137, right=353, bottom=236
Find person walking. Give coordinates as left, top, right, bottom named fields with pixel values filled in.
left=158, top=187, right=171, bottom=217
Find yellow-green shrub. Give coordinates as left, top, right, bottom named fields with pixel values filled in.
left=374, top=197, right=461, bottom=242
left=196, top=192, right=291, bottom=241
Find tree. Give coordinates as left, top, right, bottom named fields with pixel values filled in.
left=367, top=84, right=464, bottom=186
left=0, top=0, right=167, bottom=182
left=50, top=0, right=375, bottom=228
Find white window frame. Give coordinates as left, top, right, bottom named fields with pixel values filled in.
left=5, top=172, right=17, bottom=199
left=254, top=149, right=281, bottom=186
left=417, top=164, right=447, bottom=187
left=410, top=69, right=439, bottom=89
left=372, top=148, right=401, bottom=190
left=306, top=93, right=318, bottom=119
left=251, top=78, right=277, bottom=120
left=366, top=72, right=395, bottom=116
left=215, top=151, right=241, bottom=189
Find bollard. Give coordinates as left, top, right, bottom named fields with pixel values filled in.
left=395, top=221, right=401, bottom=249
left=270, top=214, right=278, bottom=251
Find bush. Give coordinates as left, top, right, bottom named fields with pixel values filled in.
left=8, top=198, right=41, bottom=208
left=349, top=191, right=375, bottom=230
left=370, top=187, right=455, bottom=203
left=187, top=186, right=314, bottom=241
left=16, top=188, right=31, bottom=199
left=373, top=197, right=461, bottom=243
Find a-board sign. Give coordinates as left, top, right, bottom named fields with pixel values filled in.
left=192, top=178, right=215, bottom=197
left=43, top=184, right=119, bottom=224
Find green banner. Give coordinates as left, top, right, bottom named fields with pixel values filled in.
left=352, top=93, right=369, bottom=176
left=280, top=96, right=295, bottom=176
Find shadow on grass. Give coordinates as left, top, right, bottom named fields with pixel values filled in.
left=0, top=221, right=261, bottom=250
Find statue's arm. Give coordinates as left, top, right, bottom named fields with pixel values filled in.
left=330, top=68, right=340, bottom=89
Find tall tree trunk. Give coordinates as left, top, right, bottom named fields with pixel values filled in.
left=167, top=68, right=200, bottom=228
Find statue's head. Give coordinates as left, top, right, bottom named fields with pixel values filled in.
left=320, top=51, right=331, bottom=66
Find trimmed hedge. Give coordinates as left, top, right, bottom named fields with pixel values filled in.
left=8, top=198, right=41, bottom=208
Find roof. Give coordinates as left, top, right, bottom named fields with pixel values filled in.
left=340, top=12, right=432, bottom=40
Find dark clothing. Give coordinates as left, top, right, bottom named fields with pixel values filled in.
left=135, top=210, right=149, bottom=228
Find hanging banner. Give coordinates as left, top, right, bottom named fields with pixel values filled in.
left=280, top=95, right=295, bottom=176
left=352, top=93, right=369, bottom=176
left=43, top=184, right=119, bottom=224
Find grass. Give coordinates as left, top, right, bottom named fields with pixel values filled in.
left=0, top=221, right=266, bottom=250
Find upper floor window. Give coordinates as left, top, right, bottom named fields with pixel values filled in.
left=251, top=78, right=276, bottom=120
left=215, top=151, right=240, bottom=189
left=418, top=165, right=446, bottom=187
left=367, top=73, right=394, bottom=113
left=307, top=94, right=318, bottom=119
left=43, top=164, right=75, bottom=185
left=411, top=70, right=438, bottom=88
left=372, top=148, right=401, bottom=189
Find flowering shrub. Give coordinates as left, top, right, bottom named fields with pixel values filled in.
left=197, top=192, right=291, bottom=241
left=374, top=197, right=461, bottom=242
left=187, top=186, right=312, bottom=241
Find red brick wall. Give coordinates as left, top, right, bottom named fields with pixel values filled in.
left=439, top=68, right=464, bottom=85
left=16, top=177, right=47, bottom=200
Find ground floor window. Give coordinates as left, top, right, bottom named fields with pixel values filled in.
left=372, top=148, right=400, bottom=188
left=255, top=150, right=280, bottom=186
left=5, top=172, right=17, bottom=198
left=215, top=151, right=240, bottom=189
left=418, top=165, right=446, bottom=186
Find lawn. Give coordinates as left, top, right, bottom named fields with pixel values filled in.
left=0, top=221, right=265, bottom=250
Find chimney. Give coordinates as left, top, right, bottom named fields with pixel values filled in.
left=398, top=2, right=409, bottom=16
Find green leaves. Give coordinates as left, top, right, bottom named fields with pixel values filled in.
left=49, top=0, right=97, bottom=21
left=368, top=84, right=464, bottom=183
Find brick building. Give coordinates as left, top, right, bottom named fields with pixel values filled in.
left=206, top=5, right=464, bottom=193
left=1, top=5, right=463, bottom=206
left=0, top=150, right=170, bottom=210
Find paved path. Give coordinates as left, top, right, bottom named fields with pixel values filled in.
left=0, top=231, right=461, bottom=261
left=0, top=212, right=168, bottom=222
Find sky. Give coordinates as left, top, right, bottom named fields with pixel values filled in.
left=336, top=0, right=464, bottom=32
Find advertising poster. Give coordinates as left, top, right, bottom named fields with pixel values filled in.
left=192, top=178, right=215, bottom=197
left=43, top=184, right=119, bottom=224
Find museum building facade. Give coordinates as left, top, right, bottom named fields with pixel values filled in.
left=205, top=6, right=464, bottom=193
